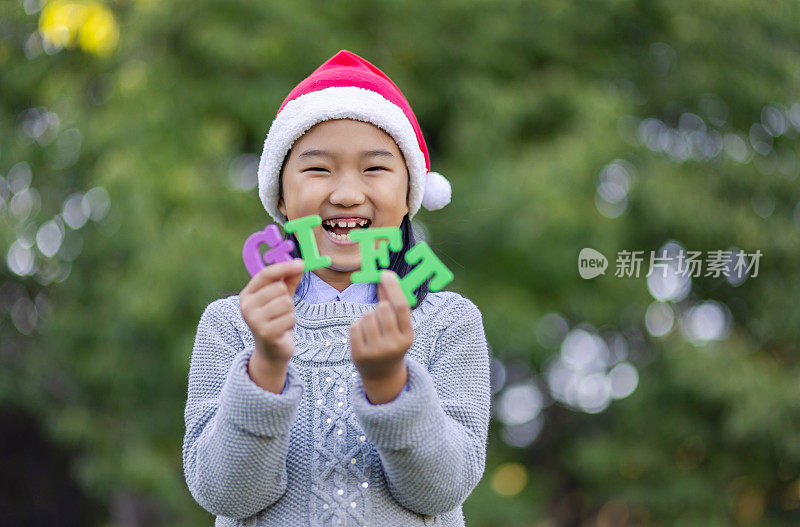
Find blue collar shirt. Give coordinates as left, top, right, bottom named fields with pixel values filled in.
left=297, top=271, right=378, bottom=304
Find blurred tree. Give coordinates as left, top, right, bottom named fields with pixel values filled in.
left=1, top=0, right=799, bottom=525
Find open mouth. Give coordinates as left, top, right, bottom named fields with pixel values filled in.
left=321, top=217, right=372, bottom=242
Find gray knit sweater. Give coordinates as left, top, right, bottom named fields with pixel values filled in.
left=182, top=290, right=491, bottom=527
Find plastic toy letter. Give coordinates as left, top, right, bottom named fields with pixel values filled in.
left=349, top=227, right=403, bottom=283
left=242, top=224, right=296, bottom=277
left=399, top=241, right=454, bottom=306
left=283, top=214, right=332, bottom=271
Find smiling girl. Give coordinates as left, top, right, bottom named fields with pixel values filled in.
left=182, top=50, right=491, bottom=527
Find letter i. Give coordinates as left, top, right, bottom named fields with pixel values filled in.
left=284, top=215, right=332, bottom=271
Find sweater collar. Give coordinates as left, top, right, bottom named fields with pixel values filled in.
left=300, top=271, right=378, bottom=304
left=292, top=294, right=377, bottom=325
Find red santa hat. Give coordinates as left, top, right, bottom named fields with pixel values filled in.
left=257, top=49, right=452, bottom=225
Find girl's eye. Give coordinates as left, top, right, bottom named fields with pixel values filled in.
left=366, top=166, right=389, bottom=172
left=302, top=167, right=330, bottom=173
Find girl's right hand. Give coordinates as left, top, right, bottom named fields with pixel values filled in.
left=239, top=258, right=305, bottom=364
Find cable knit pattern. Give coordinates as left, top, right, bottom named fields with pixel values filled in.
left=182, top=291, right=491, bottom=526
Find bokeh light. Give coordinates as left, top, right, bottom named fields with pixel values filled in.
left=497, top=382, right=544, bottom=425
left=36, top=218, right=65, bottom=258
left=536, top=313, right=569, bottom=348
left=490, top=462, right=528, bottom=497
left=608, top=362, right=639, bottom=399
left=38, top=0, right=119, bottom=56
left=595, top=160, right=634, bottom=219
left=645, top=301, right=674, bottom=337
left=544, top=324, right=638, bottom=415
left=680, top=300, right=732, bottom=346
left=228, top=153, right=259, bottom=191
left=646, top=241, right=691, bottom=302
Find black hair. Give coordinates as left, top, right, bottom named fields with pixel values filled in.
left=278, top=149, right=431, bottom=308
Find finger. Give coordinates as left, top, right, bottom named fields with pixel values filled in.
left=241, top=283, right=280, bottom=316
left=375, top=302, right=399, bottom=337
left=242, top=258, right=305, bottom=295
left=284, top=269, right=306, bottom=297
left=396, top=303, right=413, bottom=337
left=242, top=259, right=299, bottom=298
left=350, top=322, right=365, bottom=355
left=267, top=310, right=296, bottom=334
left=379, top=271, right=410, bottom=309
left=361, top=312, right=381, bottom=347
left=379, top=271, right=413, bottom=334
left=256, top=310, right=295, bottom=340
left=259, top=294, right=295, bottom=320
left=250, top=280, right=290, bottom=306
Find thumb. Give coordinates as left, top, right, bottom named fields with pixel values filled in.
left=283, top=259, right=305, bottom=297
left=376, top=270, right=394, bottom=303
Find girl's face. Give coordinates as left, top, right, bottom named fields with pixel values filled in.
left=278, top=118, right=409, bottom=284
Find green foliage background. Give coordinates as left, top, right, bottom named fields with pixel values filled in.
left=1, top=0, right=800, bottom=525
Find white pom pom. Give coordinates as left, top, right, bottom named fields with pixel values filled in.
left=421, top=171, right=451, bottom=211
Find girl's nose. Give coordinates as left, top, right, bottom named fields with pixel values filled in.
left=328, top=174, right=366, bottom=207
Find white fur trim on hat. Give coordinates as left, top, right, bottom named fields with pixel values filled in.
left=421, top=171, right=451, bottom=210
left=258, top=86, right=427, bottom=225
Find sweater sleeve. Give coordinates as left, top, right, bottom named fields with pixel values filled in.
left=350, top=298, right=491, bottom=516
left=182, top=300, right=304, bottom=519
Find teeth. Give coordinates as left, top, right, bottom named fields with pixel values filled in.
left=323, top=218, right=370, bottom=227
left=328, top=231, right=350, bottom=241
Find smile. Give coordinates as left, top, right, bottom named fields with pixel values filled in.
left=321, top=217, right=372, bottom=243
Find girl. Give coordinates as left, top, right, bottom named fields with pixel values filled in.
left=182, top=50, right=491, bottom=527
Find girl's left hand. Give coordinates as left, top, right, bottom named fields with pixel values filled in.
left=350, top=271, right=414, bottom=401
